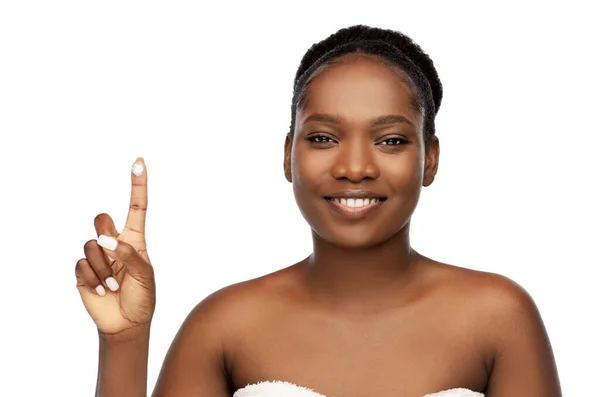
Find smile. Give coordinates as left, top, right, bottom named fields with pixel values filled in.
left=327, top=197, right=382, bottom=207
left=323, top=197, right=386, bottom=217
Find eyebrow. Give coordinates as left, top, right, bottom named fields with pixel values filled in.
left=302, top=113, right=415, bottom=128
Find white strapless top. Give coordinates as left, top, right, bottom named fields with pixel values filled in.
left=233, top=381, right=484, bottom=397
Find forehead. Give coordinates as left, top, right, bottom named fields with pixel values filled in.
left=300, top=55, right=421, bottom=127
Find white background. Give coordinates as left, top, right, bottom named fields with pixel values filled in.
left=1, top=1, right=598, bottom=395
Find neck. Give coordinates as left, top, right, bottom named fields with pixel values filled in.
left=303, top=222, right=422, bottom=310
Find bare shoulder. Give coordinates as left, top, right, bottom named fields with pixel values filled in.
left=432, top=261, right=545, bottom=341
left=428, top=260, right=538, bottom=314
left=184, top=264, right=300, bottom=333
left=426, top=260, right=560, bottom=394
left=420, top=260, right=542, bottom=338
left=439, top=264, right=550, bottom=352
left=152, top=265, right=300, bottom=395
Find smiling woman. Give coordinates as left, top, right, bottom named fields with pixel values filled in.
left=75, top=25, right=562, bottom=397
left=285, top=50, right=434, bottom=249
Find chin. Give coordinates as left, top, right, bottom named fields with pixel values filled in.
left=312, top=227, right=393, bottom=250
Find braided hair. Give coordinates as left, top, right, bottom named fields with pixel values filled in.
left=290, top=25, right=443, bottom=148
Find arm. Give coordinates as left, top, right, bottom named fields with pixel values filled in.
left=80, top=159, right=230, bottom=396
left=96, top=325, right=152, bottom=397
left=151, top=291, right=232, bottom=397
left=484, top=278, right=562, bottom=396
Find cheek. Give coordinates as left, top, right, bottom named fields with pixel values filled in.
left=291, top=145, right=328, bottom=193
left=382, top=151, right=425, bottom=191
left=290, top=147, right=331, bottom=227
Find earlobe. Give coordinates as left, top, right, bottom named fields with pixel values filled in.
left=284, top=133, right=293, bottom=183
left=423, top=136, right=440, bottom=187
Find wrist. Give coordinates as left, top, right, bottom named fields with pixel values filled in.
left=98, top=323, right=151, bottom=344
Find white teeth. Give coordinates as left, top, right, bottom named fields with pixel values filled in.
left=332, top=198, right=381, bottom=207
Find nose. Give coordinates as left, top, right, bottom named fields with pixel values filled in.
left=331, top=138, right=380, bottom=182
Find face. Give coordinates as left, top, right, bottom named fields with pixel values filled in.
left=284, top=54, right=439, bottom=249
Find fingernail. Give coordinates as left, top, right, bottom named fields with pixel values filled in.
left=107, top=256, right=115, bottom=262
left=98, top=235, right=118, bottom=251
left=96, top=285, right=106, bottom=296
left=105, top=277, right=119, bottom=291
left=132, top=162, right=144, bottom=176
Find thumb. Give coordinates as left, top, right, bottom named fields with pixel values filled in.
left=97, top=235, right=153, bottom=281
left=124, top=157, right=148, bottom=235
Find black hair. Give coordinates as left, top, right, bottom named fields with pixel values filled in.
left=290, top=24, right=443, bottom=147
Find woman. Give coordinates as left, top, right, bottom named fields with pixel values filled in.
left=75, top=25, right=562, bottom=396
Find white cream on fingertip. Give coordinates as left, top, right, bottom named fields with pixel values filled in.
left=132, top=162, right=144, bottom=176
left=98, top=235, right=118, bottom=251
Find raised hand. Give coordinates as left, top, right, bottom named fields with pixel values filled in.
left=75, top=158, right=156, bottom=336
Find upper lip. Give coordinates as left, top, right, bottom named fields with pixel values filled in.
left=324, top=190, right=387, bottom=200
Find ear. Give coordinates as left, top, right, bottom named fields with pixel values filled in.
left=284, top=132, right=293, bottom=183
left=423, top=136, right=440, bottom=187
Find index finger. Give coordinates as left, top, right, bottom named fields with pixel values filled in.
left=125, top=157, right=148, bottom=235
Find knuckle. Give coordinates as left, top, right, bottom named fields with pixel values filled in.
left=129, top=203, right=147, bottom=212
left=75, top=258, right=87, bottom=274
left=94, top=213, right=110, bottom=228
left=94, top=213, right=107, bottom=224
left=83, top=239, right=97, bottom=251
left=122, top=243, right=136, bottom=260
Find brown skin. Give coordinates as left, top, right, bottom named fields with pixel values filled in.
left=78, top=55, right=562, bottom=396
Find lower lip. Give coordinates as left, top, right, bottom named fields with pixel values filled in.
left=324, top=198, right=384, bottom=219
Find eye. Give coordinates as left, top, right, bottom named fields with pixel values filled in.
left=379, top=137, right=409, bottom=146
left=307, top=134, right=336, bottom=144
